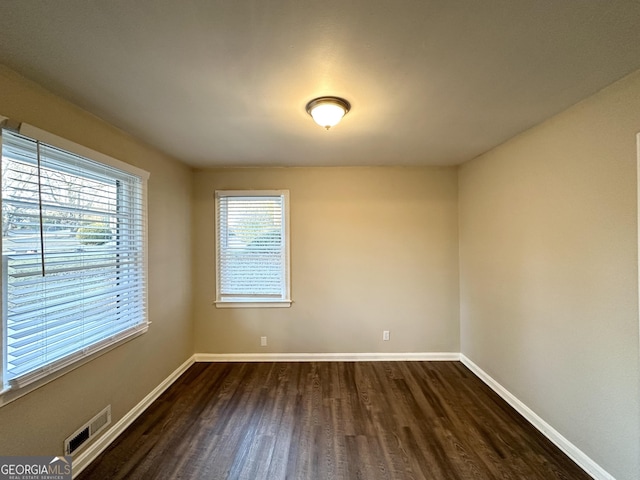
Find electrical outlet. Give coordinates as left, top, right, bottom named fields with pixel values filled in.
left=260, top=336, right=267, bottom=347
left=383, top=330, right=390, bottom=341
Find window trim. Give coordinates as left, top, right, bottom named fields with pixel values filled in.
left=214, top=190, right=291, bottom=308
left=0, top=120, right=150, bottom=406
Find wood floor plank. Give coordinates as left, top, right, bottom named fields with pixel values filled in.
left=77, top=362, right=592, bottom=480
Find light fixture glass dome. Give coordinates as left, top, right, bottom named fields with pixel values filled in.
left=306, top=97, right=351, bottom=130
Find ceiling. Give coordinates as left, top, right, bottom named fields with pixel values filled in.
left=1, top=1, right=640, bottom=168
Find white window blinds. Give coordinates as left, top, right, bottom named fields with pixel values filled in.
left=1, top=127, right=148, bottom=390
left=215, top=191, right=291, bottom=307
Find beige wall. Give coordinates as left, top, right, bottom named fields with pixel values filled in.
left=459, top=70, right=640, bottom=479
left=0, top=67, right=194, bottom=455
left=193, top=167, right=460, bottom=354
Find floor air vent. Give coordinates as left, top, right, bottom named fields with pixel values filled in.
left=65, top=405, right=111, bottom=455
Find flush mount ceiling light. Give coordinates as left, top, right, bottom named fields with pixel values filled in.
left=305, top=96, right=351, bottom=130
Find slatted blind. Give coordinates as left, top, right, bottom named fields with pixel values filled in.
left=1, top=128, right=148, bottom=388
left=215, top=191, right=290, bottom=304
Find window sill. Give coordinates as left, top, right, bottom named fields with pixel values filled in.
left=0, top=324, right=148, bottom=408
left=214, top=300, right=292, bottom=309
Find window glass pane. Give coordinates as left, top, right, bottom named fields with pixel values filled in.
left=216, top=191, right=290, bottom=305
left=1, top=130, right=147, bottom=389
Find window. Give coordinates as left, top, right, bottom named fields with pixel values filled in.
left=215, top=190, right=291, bottom=307
left=1, top=123, right=148, bottom=395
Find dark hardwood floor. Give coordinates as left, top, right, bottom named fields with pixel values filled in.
left=77, top=362, right=591, bottom=479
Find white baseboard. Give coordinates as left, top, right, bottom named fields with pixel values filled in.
left=71, top=355, right=196, bottom=478
left=194, top=352, right=460, bottom=362
left=460, top=354, right=614, bottom=480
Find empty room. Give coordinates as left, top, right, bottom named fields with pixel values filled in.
left=0, top=1, right=639, bottom=479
